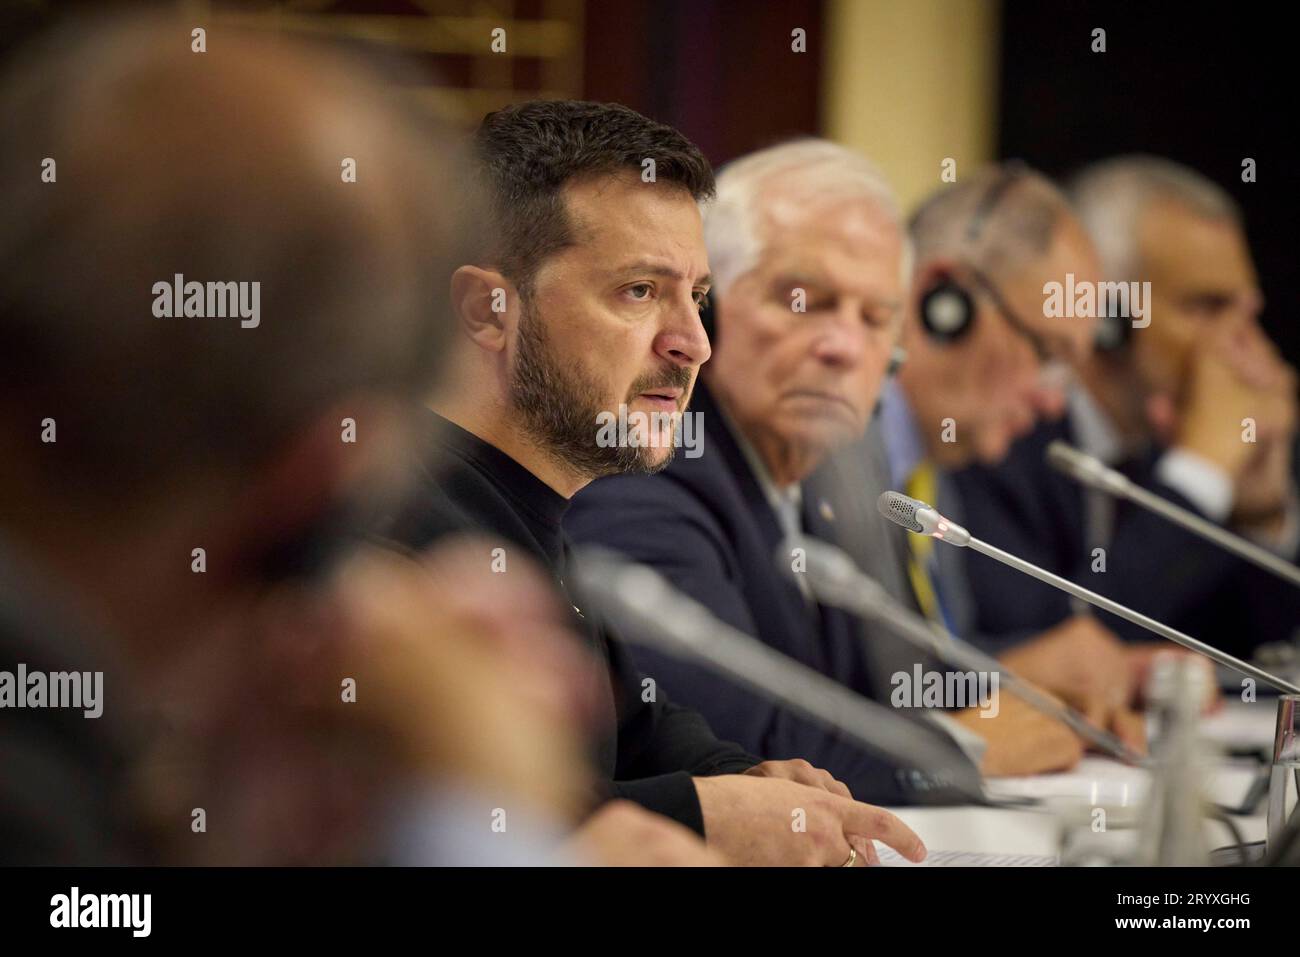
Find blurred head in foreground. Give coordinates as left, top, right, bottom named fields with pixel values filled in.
left=0, top=14, right=604, bottom=866
left=0, top=13, right=456, bottom=661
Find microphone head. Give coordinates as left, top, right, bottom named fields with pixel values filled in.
left=572, top=545, right=713, bottom=655
left=1045, top=440, right=1130, bottom=494
left=877, top=490, right=972, bottom=546
left=877, top=490, right=927, bottom=533
left=783, top=535, right=854, bottom=580
left=782, top=535, right=895, bottom=622
left=1045, top=439, right=1089, bottom=478
left=782, top=535, right=883, bottom=596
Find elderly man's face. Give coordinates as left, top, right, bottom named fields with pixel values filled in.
left=1130, top=199, right=1262, bottom=402
left=900, top=215, right=1101, bottom=467
left=706, top=195, right=905, bottom=483
left=507, top=170, right=712, bottom=476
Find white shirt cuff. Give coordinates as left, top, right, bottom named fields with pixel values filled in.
left=1157, top=448, right=1233, bottom=522
left=1159, top=450, right=1300, bottom=556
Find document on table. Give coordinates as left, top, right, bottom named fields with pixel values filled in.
left=873, top=847, right=1058, bottom=867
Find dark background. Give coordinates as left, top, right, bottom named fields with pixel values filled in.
left=2, top=0, right=1292, bottom=359
left=998, top=1, right=1297, bottom=364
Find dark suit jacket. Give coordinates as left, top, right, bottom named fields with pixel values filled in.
left=566, top=386, right=976, bottom=806
left=952, top=414, right=1300, bottom=659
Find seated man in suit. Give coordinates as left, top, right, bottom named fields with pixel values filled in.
left=389, top=102, right=926, bottom=866
left=852, top=163, right=1151, bottom=748
left=567, top=142, right=1095, bottom=800
left=953, top=156, right=1300, bottom=664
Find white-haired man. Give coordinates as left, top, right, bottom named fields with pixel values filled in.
left=567, top=141, right=1090, bottom=804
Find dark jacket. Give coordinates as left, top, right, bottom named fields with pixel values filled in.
left=566, top=385, right=976, bottom=805
left=386, top=412, right=759, bottom=835
left=952, top=414, right=1300, bottom=659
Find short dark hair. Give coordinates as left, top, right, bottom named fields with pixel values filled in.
left=473, top=100, right=715, bottom=293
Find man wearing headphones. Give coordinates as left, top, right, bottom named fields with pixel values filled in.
left=819, top=162, right=1154, bottom=755
left=953, top=156, right=1300, bottom=659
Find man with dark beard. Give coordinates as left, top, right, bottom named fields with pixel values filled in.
left=389, top=100, right=928, bottom=867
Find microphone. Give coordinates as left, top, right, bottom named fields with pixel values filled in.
left=878, top=489, right=971, bottom=545
left=1046, top=440, right=1300, bottom=590
left=571, top=544, right=989, bottom=804
left=877, top=490, right=1300, bottom=696
left=791, top=535, right=1149, bottom=766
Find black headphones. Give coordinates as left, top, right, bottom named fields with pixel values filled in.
left=917, top=161, right=1028, bottom=344
left=918, top=162, right=1131, bottom=354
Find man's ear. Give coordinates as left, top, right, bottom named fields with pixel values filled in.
left=451, top=265, right=515, bottom=352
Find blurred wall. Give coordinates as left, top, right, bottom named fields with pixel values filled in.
left=824, top=0, right=1001, bottom=214
left=3, top=0, right=1289, bottom=367
left=582, top=0, right=823, bottom=167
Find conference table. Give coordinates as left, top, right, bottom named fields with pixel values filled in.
left=881, top=699, right=1278, bottom=865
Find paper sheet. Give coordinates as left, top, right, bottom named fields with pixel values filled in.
left=873, top=847, right=1058, bottom=867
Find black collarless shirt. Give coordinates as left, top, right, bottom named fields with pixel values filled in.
left=387, top=412, right=758, bottom=835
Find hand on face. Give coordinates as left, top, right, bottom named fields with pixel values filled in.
left=1160, top=314, right=1297, bottom=495
left=1133, top=203, right=1278, bottom=466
